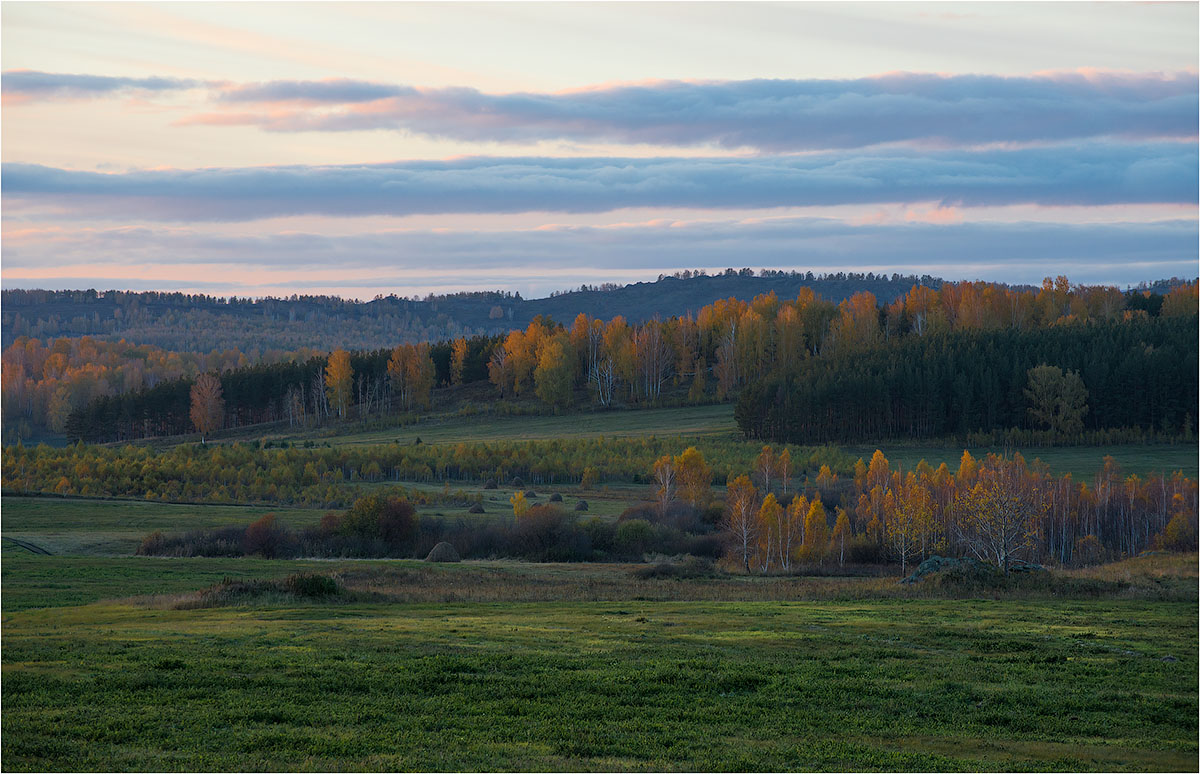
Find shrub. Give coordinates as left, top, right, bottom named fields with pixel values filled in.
left=243, top=514, right=285, bottom=558
left=633, top=556, right=719, bottom=579
left=137, top=530, right=168, bottom=556
left=616, top=518, right=655, bottom=558
left=283, top=572, right=342, bottom=597
left=334, top=494, right=417, bottom=554
left=618, top=504, right=656, bottom=523
left=513, top=505, right=592, bottom=561
left=580, top=516, right=616, bottom=554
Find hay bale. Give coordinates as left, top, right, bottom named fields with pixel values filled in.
left=510, top=476, right=524, bottom=488
left=524, top=490, right=538, bottom=498
left=483, top=478, right=498, bottom=490
left=549, top=493, right=563, bottom=502
left=425, top=542, right=461, bottom=562
left=575, top=500, right=589, bottom=512
left=468, top=503, right=485, bottom=514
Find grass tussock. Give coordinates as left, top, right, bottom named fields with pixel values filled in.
left=170, top=572, right=349, bottom=609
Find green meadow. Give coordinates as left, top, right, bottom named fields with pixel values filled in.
left=3, top=560, right=1196, bottom=772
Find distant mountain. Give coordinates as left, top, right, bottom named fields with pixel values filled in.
left=3, top=269, right=1188, bottom=352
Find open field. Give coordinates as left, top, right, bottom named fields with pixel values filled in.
left=0, top=497, right=323, bottom=557
left=271, top=403, right=740, bottom=447
left=2, top=556, right=1196, bottom=771
left=4, top=551, right=1196, bottom=611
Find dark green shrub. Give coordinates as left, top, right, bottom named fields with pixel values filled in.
left=284, top=573, right=342, bottom=597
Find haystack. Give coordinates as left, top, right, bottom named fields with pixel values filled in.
left=425, top=542, right=461, bottom=562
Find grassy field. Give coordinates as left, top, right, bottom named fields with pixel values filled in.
left=272, top=403, right=740, bottom=447
left=2, top=552, right=1196, bottom=771
left=0, top=497, right=324, bottom=557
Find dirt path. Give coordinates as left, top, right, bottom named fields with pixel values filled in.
left=2, top=536, right=52, bottom=555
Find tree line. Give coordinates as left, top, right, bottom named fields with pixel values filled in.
left=62, top=337, right=503, bottom=443
left=735, top=315, right=1198, bottom=444
left=128, top=444, right=1198, bottom=567
left=55, top=278, right=1199, bottom=444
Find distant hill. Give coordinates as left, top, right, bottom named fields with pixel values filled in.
left=3, top=269, right=1189, bottom=352
left=2, top=270, right=933, bottom=351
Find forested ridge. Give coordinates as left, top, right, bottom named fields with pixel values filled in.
left=2, top=269, right=947, bottom=351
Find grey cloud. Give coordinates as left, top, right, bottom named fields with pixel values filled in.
left=219, top=79, right=414, bottom=103
left=2, top=70, right=206, bottom=99
left=194, top=71, right=1198, bottom=150
left=7, top=70, right=1196, bottom=150
left=3, top=143, right=1195, bottom=220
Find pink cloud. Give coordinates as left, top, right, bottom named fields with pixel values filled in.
left=906, top=206, right=964, bottom=225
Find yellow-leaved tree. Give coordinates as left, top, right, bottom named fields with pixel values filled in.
left=723, top=474, right=759, bottom=573
left=324, top=349, right=353, bottom=418
left=755, top=492, right=782, bottom=573
left=534, top=334, right=574, bottom=409
left=510, top=490, right=529, bottom=519
left=675, top=447, right=713, bottom=508
left=387, top=343, right=434, bottom=412
left=884, top=471, right=931, bottom=574
left=450, top=338, right=469, bottom=386
left=801, top=498, right=830, bottom=564
left=953, top=460, right=1044, bottom=573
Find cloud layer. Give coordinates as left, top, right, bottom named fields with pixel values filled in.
left=6, top=69, right=1196, bottom=150
left=5, top=143, right=1195, bottom=221
left=5, top=217, right=1195, bottom=293
left=204, top=71, right=1200, bottom=150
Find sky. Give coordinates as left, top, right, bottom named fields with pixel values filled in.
left=2, top=1, right=1197, bottom=300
